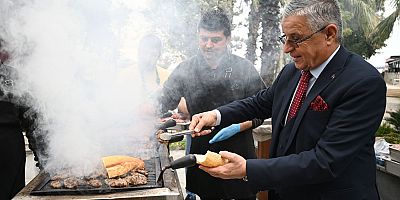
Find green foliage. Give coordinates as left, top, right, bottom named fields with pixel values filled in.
left=376, top=122, right=396, bottom=136
left=342, top=30, right=380, bottom=58
left=169, top=140, right=186, bottom=150
left=383, top=132, right=400, bottom=144
left=339, top=0, right=399, bottom=58
left=386, top=109, right=400, bottom=131
left=378, top=109, right=400, bottom=144
left=369, top=10, right=399, bottom=49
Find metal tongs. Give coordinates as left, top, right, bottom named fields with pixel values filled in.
left=159, top=126, right=215, bottom=141
left=158, top=130, right=195, bottom=141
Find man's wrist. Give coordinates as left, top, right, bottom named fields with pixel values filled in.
left=214, top=109, right=221, bottom=126
left=240, top=121, right=253, bottom=132
left=242, top=160, right=248, bottom=181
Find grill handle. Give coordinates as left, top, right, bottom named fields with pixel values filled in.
left=158, top=119, right=176, bottom=131
left=168, top=135, right=184, bottom=143
left=157, top=154, right=197, bottom=185
left=160, top=111, right=173, bottom=118
left=169, top=154, right=197, bottom=169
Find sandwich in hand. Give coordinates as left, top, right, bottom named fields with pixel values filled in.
left=195, top=151, right=228, bottom=167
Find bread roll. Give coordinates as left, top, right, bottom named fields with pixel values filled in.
left=195, top=151, right=228, bottom=167
left=102, top=155, right=145, bottom=178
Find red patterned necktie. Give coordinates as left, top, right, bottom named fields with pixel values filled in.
left=287, top=70, right=312, bottom=122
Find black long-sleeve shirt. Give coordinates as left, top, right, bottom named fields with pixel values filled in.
left=0, top=64, right=41, bottom=199
left=159, top=52, right=266, bottom=198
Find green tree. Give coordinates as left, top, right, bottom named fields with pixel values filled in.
left=369, top=0, right=400, bottom=55
left=340, top=0, right=400, bottom=58
left=248, top=0, right=399, bottom=84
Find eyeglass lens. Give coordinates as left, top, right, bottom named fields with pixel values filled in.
left=279, top=25, right=327, bottom=46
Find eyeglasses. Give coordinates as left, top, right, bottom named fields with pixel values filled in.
left=200, top=36, right=224, bottom=44
left=279, top=25, right=327, bottom=47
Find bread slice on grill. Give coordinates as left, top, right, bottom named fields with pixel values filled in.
left=195, top=151, right=228, bottom=167
left=102, top=155, right=145, bottom=178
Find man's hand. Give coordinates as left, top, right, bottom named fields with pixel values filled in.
left=199, top=151, right=247, bottom=180
left=189, top=111, right=217, bottom=137
left=209, top=124, right=240, bottom=144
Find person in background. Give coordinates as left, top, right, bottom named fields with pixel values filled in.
left=0, top=40, right=38, bottom=199
left=137, top=34, right=188, bottom=117
left=159, top=8, right=266, bottom=200
left=137, top=34, right=169, bottom=92
left=189, top=1, right=386, bottom=200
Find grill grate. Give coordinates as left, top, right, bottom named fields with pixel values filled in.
left=30, top=157, right=162, bottom=195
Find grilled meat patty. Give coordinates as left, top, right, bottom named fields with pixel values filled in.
left=87, top=179, right=102, bottom=188
left=49, top=180, right=62, bottom=189
left=107, top=178, right=129, bottom=187
left=126, top=173, right=147, bottom=186
left=63, top=177, right=79, bottom=189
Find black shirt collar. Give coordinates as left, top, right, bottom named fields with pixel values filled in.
left=196, top=50, right=231, bottom=70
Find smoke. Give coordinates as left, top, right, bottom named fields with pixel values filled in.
left=0, top=0, right=168, bottom=176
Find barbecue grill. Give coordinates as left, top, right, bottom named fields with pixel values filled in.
left=14, top=144, right=184, bottom=199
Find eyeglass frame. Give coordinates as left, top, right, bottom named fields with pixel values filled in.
left=279, top=25, right=328, bottom=47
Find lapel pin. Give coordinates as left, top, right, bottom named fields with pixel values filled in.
left=331, top=74, right=335, bottom=79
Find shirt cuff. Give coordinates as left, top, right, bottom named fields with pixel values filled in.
left=214, top=109, right=221, bottom=126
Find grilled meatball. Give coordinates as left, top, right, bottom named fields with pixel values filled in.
left=50, top=180, right=63, bottom=189
left=64, top=177, right=79, bottom=189
left=87, top=179, right=102, bottom=188
left=107, top=178, right=128, bottom=187
left=126, top=172, right=147, bottom=186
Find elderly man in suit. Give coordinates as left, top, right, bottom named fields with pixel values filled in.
left=189, top=0, right=386, bottom=199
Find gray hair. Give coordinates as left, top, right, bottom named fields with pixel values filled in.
left=283, top=0, right=343, bottom=43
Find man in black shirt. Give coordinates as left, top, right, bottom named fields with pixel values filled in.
left=159, top=8, right=265, bottom=199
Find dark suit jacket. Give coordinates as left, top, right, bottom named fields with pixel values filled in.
left=217, top=47, right=386, bottom=200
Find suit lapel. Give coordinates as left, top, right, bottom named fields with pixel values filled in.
left=282, top=46, right=350, bottom=155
